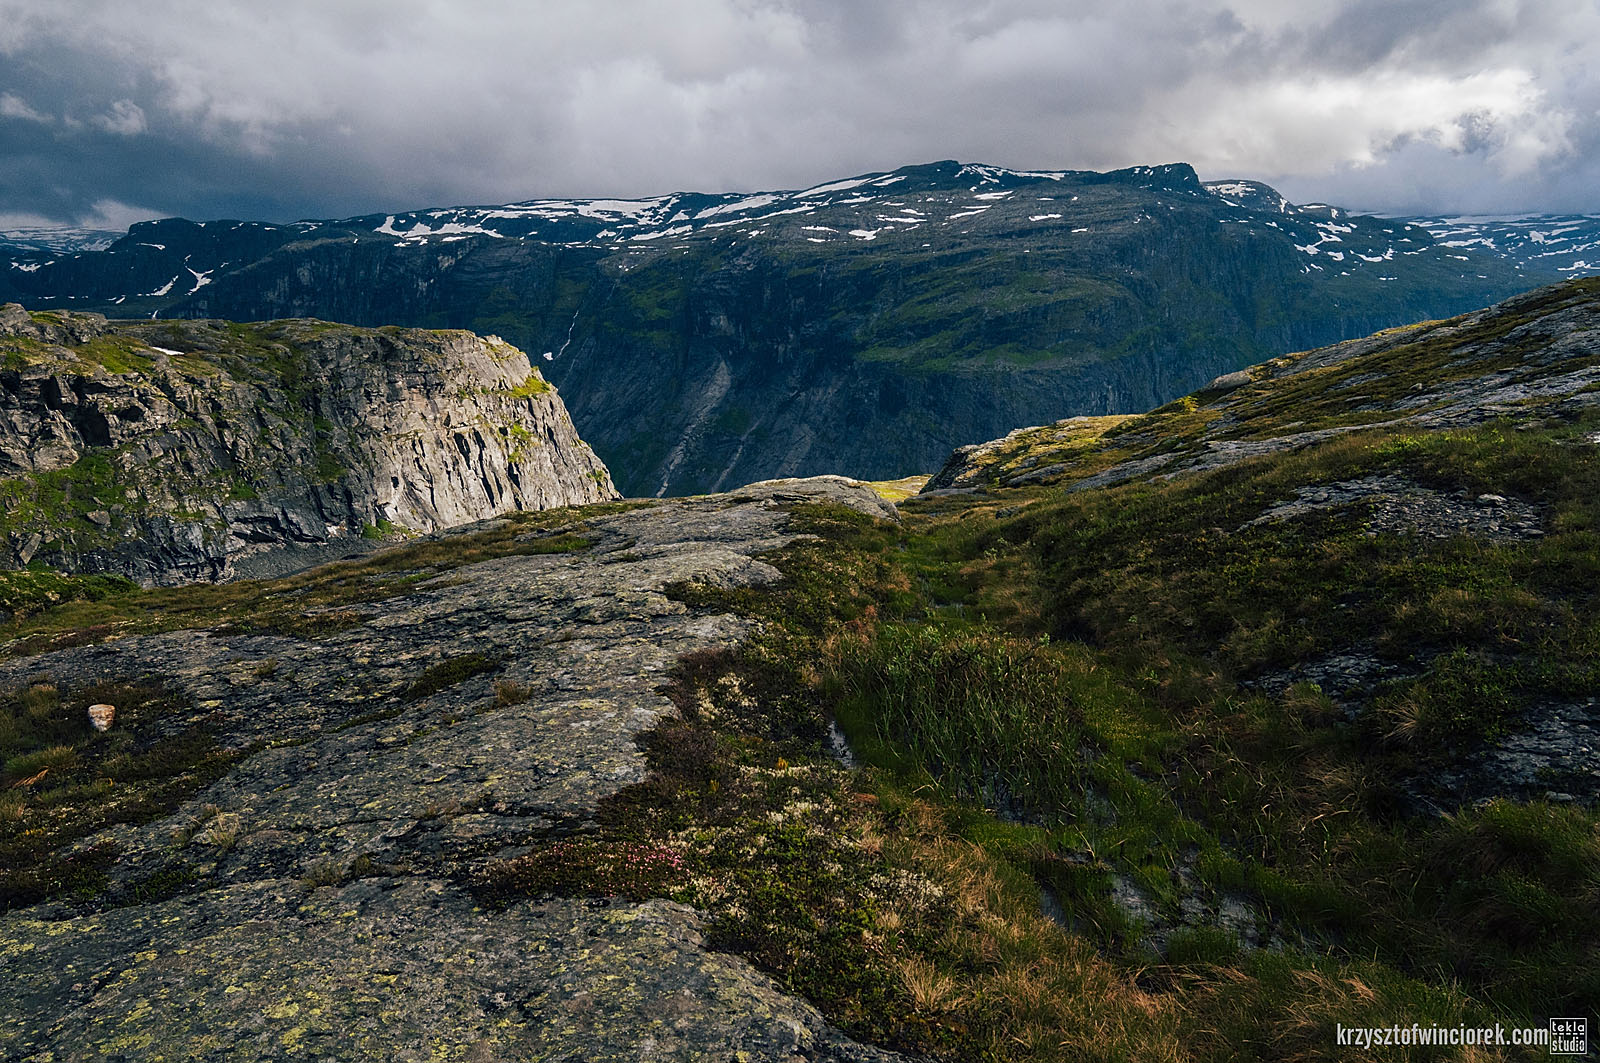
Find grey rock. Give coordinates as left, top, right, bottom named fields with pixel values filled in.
left=726, top=474, right=900, bottom=522
left=0, top=484, right=911, bottom=1061
left=1206, top=369, right=1253, bottom=391
left=0, top=309, right=618, bottom=584
left=2, top=883, right=903, bottom=1062
left=1243, top=474, right=1547, bottom=541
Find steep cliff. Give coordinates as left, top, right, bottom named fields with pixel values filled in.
left=0, top=304, right=617, bottom=584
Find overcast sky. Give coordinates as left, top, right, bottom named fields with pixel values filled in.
left=2, top=0, right=1596, bottom=230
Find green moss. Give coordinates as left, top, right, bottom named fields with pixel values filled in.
left=77, top=336, right=156, bottom=374
left=311, top=446, right=346, bottom=483
left=0, top=570, right=136, bottom=620
left=500, top=374, right=551, bottom=399
left=403, top=652, right=500, bottom=701
left=0, top=449, right=131, bottom=541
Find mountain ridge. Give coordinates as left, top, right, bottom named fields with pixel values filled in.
left=3, top=159, right=1590, bottom=497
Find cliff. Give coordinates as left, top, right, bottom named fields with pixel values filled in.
left=0, top=304, right=617, bottom=584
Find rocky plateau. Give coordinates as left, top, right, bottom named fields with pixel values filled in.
left=0, top=305, right=616, bottom=585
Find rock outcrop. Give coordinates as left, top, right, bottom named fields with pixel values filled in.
left=0, top=305, right=617, bottom=584
left=0, top=478, right=907, bottom=1061
left=923, top=279, right=1600, bottom=495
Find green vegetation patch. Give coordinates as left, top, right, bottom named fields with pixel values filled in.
left=0, top=678, right=234, bottom=910
left=498, top=374, right=552, bottom=399
left=0, top=570, right=137, bottom=621
left=403, top=652, right=500, bottom=701
left=631, top=415, right=1598, bottom=1061
left=479, top=642, right=957, bottom=1054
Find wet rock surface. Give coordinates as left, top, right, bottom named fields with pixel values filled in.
left=0, top=479, right=912, bottom=1062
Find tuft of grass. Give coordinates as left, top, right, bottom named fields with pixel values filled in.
left=492, top=679, right=530, bottom=707
left=499, top=373, right=552, bottom=398
left=403, top=652, right=499, bottom=701
left=834, top=625, right=1094, bottom=817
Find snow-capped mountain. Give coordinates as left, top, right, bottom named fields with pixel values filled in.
left=0, top=160, right=1580, bottom=496
left=1401, top=214, right=1600, bottom=277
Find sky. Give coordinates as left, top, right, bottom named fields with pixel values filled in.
left=1, top=0, right=1597, bottom=231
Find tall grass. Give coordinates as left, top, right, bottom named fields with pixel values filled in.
left=834, top=625, right=1093, bottom=819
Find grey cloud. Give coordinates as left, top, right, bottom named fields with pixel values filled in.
left=0, top=91, right=50, bottom=122
left=91, top=98, right=145, bottom=135
left=0, top=0, right=1594, bottom=228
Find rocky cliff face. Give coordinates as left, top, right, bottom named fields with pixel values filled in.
left=0, top=304, right=617, bottom=584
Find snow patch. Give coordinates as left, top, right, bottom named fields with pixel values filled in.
left=630, top=225, right=692, bottom=242
left=795, top=176, right=875, bottom=199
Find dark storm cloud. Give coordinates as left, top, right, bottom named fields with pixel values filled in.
left=0, top=0, right=1594, bottom=228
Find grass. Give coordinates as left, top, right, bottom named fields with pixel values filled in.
left=0, top=678, right=235, bottom=911
left=403, top=652, right=500, bottom=701
left=499, top=374, right=552, bottom=398
left=8, top=284, right=1600, bottom=1055
left=586, top=279, right=1600, bottom=1055
left=583, top=489, right=1567, bottom=1060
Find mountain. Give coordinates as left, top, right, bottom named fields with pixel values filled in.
left=1403, top=212, right=1600, bottom=276
left=3, top=280, right=1596, bottom=1059
left=0, top=304, right=616, bottom=584
left=0, top=162, right=1578, bottom=496
left=0, top=226, right=123, bottom=256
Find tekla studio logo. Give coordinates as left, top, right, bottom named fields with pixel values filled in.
left=1549, top=1017, right=1587, bottom=1057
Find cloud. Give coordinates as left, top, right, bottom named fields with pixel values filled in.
left=0, top=0, right=1595, bottom=224
left=91, top=99, right=146, bottom=136
left=0, top=198, right=156, bottom=233
left=0, top=91, right=50, bottom=123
